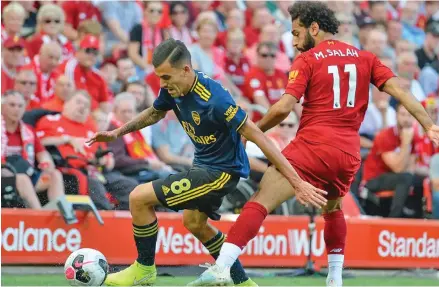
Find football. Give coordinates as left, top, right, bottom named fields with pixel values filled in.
left=64, top=248, right=109, bottom=286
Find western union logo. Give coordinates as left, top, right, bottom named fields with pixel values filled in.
left=162, top=185, right=170, bottom=196
left=194, top=82, right=211, bottom=101
left=192, top=111, right=200, bottom=125
left=224, top=105, right=238, bottom=122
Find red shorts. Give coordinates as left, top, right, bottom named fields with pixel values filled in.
left=282, top=139, right=361, bottom=200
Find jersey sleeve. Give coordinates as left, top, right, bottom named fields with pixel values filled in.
left=370, top=55, right=395, bottom=90
left=284, top=55, right=312, bottom=101
left=153, top=89, right=173, bottom=111
left=213, top=88, right=248, bottom=131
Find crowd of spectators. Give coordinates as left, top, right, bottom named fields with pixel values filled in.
left=1, top=0, right=439, bottom=219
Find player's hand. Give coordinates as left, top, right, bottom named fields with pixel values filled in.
left=400, top=127, right=414, bottom=146
left=295, top=180, right=328, bottom=208
left=427, top=125, right=439, bottom=146
left=86, top=130, right=118, bottom=146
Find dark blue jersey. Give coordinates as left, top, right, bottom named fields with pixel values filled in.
left=153, top=70, right=250, bottom=178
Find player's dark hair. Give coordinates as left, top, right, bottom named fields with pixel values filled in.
left=152, top=38, right=192, bottom=69
left=288, top=1, right=339, bottom=35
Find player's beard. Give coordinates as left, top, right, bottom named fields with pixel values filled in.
left=299, top=31, right=316, bottom=52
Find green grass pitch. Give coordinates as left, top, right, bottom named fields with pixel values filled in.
left=2, top=274, right=439, bottom=286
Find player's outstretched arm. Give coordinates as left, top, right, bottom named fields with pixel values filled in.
left=86, top=107, right=167, bottom=145
left=257, top=94, right=298, bottom=133
left=382, top=77, right=439, bottom=142
left=239, top=119, right=327, bottom=208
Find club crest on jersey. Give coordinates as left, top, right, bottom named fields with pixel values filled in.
left=289, top=70, right=299, bottom=83
left=192, top=111, right=201, bottom=125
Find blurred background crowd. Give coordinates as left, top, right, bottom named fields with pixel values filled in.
left=1, top=0, right=439, bottom=219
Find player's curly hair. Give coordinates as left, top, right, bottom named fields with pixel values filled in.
left=288, top=1, right=339, bottom=35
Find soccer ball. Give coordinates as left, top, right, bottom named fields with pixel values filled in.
left=64, top=248, right=109, bottom=286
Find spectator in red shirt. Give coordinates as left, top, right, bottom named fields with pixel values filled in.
left=26, top=4, right=74, bottom=61
left=224, top=29, right=250, bottom=92
left=57, top=35, right=111, bottom=113
left=1, top=36, right=27, bottom=94
left=362, top=104, right=416, bottom=218
left=215, top=8, right=244, bottom=49
left=41, top=75, right=74, bottom=112
left=36, top=90, right=137, bottom=210
left=73, top=20, right=104, bottom=58
left=243, top=6, right=273, bottom=48
left=13, top=68, right=40, bottom=111
left=413, top=97, right=439, bottom=176
left=1, top=90, right=65, bottom=209
left=29, top=42, right=62, bottom=104
left=1, top=2, right=25, bottom=44
left=62, top=0, right=102, bottom=41
left=168, top=1, right=193, bottom=46
left=242, top=42, right=288, bottom=118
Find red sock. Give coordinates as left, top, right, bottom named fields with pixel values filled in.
left=226, top=202, right=268, bottom=249
left=323, top=210, right=346, bottom=255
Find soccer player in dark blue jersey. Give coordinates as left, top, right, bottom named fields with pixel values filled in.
left=87, top=38, right=327, bottom=286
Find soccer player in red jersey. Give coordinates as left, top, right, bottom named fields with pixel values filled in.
left=189, top=2, right=439, bottom=287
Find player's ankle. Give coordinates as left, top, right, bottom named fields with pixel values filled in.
left=216, top=242, right=242, bottom=267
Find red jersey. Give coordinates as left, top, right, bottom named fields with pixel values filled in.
left=363, top=127, right=414, bottom=181
left=224, top=55, right=251, bottom=92
left=35, top=114, right=101, bottom=169
left=413, top=123, right=439, bottom=169
left=57, top=58, right=109, bottom=111
left=242, top=66, right=288, bottom=105
left=62, top=1, right=102, bottom=30
left=26, top=33, right=75, bottom=61
left=285, top=40, right=395, bottom=159
left=3, top=123, right=45, bottom=167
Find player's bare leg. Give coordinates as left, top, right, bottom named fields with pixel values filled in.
left=105, top=183, right=159, bottom=286
left=216, top=166, right=297, bottom=266
left=188, top=166, right=298, bottom=286
left=183, top=210, right=256, bottom=286
left=322, top=198, right=345, bottom=287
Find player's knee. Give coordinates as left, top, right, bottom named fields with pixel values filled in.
left=129, top=183, right=155, bottom=209
left=322, top=198, right=342, bottom=214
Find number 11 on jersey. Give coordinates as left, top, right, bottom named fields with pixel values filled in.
left=328, top=64, right=357, bottom=109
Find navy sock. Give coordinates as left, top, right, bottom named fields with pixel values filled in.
left=133, top=220, right=158, bottom=266
left=203, top=231, right=249, bottom=284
